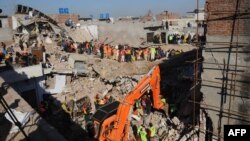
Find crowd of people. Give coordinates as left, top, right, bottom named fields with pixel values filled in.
left=168, top=33, right=206, bottom=45
left=168, top=33, right=193, bottom=44
left=1, top=38, right=186, bottom=70
left=61, top=40, right=168, bottom=62
left=0, top=41, right=46, bottom=67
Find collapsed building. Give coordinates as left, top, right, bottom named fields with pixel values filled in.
left=0, top=1, right=249, bottom=141
left=0, top=5, right=204, bottom=141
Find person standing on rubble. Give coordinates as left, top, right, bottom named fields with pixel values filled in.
left=107, top=45, right=112, bottom=59
left=131, top=48, right=136, bottom=61
left=104, top=44, right=108, bottom=58
left=1, top=42, right=6, bottom=48
left=141, top=95, right=147, bottom=114
left=1, top=42, right=7, bottom=55
left=90, top=39, right=94, bottom=53
left=121, top=47, right=125, bottom=62
left=148, top=123, right=157, bottom=141
left=139, top=127, right=148, bottom=141
left=127, top=47, right=132, bottom=62
left=112, top=47, right=116, bottom=60
left=143, top=48, right=148, bottom=61
left=115, top=45, right=119, bottom=61
left=150, top=47, right=156, bottom=61
left=145, top=95, right=151, bottom=115
left=100, top=44, right=104, bottom=59
left=94, top=94, right=100, bottom=109
left=86, top=41, right=91, bottom=55
left=137, top=106, right=144, bottom=117
left=137, top=49, right=142, bottom=60
left=124, top=47, right=128, bottom=62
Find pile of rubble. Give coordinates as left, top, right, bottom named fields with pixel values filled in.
left=102, top=75, right=141, bottom=95
left=130, top=111, right=197, bottom=141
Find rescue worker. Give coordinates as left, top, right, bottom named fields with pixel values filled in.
left=104, top=44, right=108, bottom=58
left=121, top=48, right=125, bottom=62
left=98, top=98, right=105, bottom=106
left=115, top=45, right=119, bottom=61
left=94, top=94, right=100, bottom=109
left=112, top=47, right=117, bottom=60
left=140, top=127, right=148, bottom=141
left=127, top=47, right=132, bottom=62
left=125, top=48, right=129, bottom=62
left=160, top=95, right=166, bottom=104
left=62, top=101, right=72, bottom=115
left=137, top=125, right=142, bottom=137
left=103, top=95, right=109, bottom=104
left=82, top=103, right=88, bottom=115
left=137, top=106, right=144, bottom=116
left=150, top=47, right=156, bottom=61
left=170, top=104, right=177, bottom=116
left=86, top=42, right=91, bottom=55
left=143, top=48, right=149, bottom=61
left=108, top=95, right=114, bottom=103
left=149, top=123, right=157, bottom=140
left=100, top=44, right=104, bottom=59
left=145, top=95, right=151, bottom=115
left=138, top=49, right=142, bottom=60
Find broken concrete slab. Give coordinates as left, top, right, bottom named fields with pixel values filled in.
left=46, top=75, right=66, bottom=94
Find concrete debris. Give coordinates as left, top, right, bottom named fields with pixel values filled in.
left=167, top=128, right=180, bottom=141
left=46, top=75, right=66, bottom=94
left=45, top=37, right=53, bottom=44
left=106, top=84, right=113, bottom=91
left=67, top=28, right=92, bottom=42
left=102, top=89, right=109, bottom=97
left=102, top=76, right=138, bottom=95
left=172, top=116, right=180, bottom=126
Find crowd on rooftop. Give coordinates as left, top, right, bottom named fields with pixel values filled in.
left=167, top=32, right=207, bottom=45
left=61, top=40, right=184, bottom=62
left=0, top=37, right=186, bottom=69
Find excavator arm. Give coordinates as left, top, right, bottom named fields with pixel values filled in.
left=97, top=65, right=165, bottom=141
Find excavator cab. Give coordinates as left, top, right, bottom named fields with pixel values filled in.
left=92, top=101, right=120, bottom=140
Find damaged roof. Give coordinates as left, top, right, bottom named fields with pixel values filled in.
left=16, top=4, right=58, bottom=25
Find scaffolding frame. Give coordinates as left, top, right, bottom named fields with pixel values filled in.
left=190, top=0, right=250, bottom=141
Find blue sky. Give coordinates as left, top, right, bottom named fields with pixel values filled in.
left=0, top=0, right=205, bottom=18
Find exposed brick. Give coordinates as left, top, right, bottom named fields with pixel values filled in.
left=206, top=0, right=250, bottom=36
left=49, top=14, right=79, bottom=24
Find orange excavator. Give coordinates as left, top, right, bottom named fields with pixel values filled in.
left=92, top=65, right=166, bottom=141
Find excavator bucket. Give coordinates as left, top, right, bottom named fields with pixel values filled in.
left=92, top=101, right=120, bottom=123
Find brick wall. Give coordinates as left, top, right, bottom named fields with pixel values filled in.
left=156, top=12, right=180, bottom=20
left=206, top=0, right=250, bottom=36
left=49, top=14, right=79, bottom=24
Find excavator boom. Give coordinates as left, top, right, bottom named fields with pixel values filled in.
left=96, top=65, right=165, bottom=141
